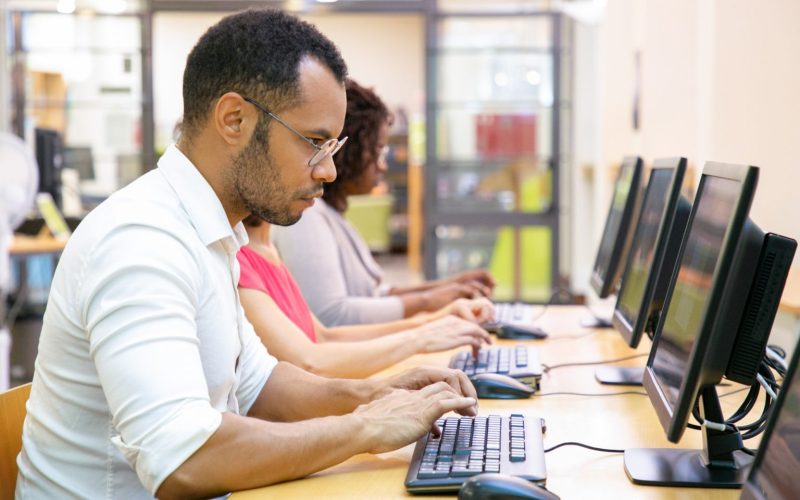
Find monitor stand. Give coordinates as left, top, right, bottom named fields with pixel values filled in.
left=594, top=366, right=642, bottom=385
left=580, top=316, right=613, bottom=329
left=624, top=386, right=753, bottom=487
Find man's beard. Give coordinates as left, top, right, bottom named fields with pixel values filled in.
left=232, top=129, right=311, bottom=227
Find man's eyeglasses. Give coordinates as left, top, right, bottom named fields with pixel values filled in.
left=243, top=96, right=348, bottom=168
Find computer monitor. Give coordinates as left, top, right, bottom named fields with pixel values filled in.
left=741, top=347, right=800, bottom=500
left=34, top=128, right=64, bottom=209
left=590, top=156, right=644, bottom=300
left=625, top=162, right=797, bottom=488
left=63, top=146, right=95, bottom=181
left=595, top=158, right=690, bottom=385
left=740, top=342, right=800, bottom=500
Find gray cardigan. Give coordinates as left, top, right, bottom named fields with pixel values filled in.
left=272, top=200, right=404, bottom=326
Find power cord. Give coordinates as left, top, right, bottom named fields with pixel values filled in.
left=687, top=354, right=783, bottom=439
left=521, top=288, right=574, bottom=325
left=544, top=441, right=624, bottom=454
left=542, top=353, right=648, bottom=374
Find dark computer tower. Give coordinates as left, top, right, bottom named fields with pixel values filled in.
left=35, top=127, right=64, bottom=209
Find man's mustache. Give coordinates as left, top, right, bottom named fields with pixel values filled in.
left=300, top=185, right=325, bottom=198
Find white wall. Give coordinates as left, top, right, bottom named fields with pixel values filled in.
left=571, top=0, right=800, bottom=296
left=710, top=0, right=800, bottom=255
left=152, top=12, right=424, bottom=149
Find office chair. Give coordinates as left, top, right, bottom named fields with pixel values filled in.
left=0, top=383, right=31, bottom=498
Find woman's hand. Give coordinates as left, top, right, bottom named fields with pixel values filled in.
left=430, top=297, right=496, bottom=325
left=413, top=315, right=492, bottom=357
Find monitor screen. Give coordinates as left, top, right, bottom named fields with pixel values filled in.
left=650, top=174, right=742, bottom=413
left=614, top=158, right=687, bottom=348
left=743, top=346, right=800, bottom=500
left=591, top=156, right=643, bottom=298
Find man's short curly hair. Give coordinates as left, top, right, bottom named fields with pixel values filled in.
left=324, top=79, right=391, bottom=208
left=182, top=9, right=347, bottom=140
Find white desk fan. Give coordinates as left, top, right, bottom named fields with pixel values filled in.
left=0, top=132, right=39, bottom=391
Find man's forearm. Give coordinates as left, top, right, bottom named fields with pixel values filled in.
left=247, top=362, right=382, bottom=421
left=157, top=411, right=375, bottom=499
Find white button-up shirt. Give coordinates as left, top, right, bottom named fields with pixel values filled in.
left=16, top=145, right=277, bottom=498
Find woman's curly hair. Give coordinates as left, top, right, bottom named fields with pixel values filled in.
left=323, top=79, right=392, bottom=210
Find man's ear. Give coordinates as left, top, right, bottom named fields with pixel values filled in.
left=214, top=92, right=254, bottom=146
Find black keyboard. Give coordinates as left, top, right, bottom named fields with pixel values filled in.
left=449, top=345, right=543, bottom=390
left=405, top=413, right=547, bottom=493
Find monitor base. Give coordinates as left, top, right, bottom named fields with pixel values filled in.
left=594, top=366, right=643, bottom=386
left=624, top=448, right=752, bottom=488
left=580, top=316, right=613, bottom=329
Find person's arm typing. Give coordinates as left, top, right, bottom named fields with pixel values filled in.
left=240, top=289, right=490, bottom=378
left=157, top=365, right=478, bottom=498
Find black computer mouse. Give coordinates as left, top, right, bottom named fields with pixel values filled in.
left=471, top=373, right=535, bottom=399
left=458, top=473, right=560, bottom=500
left=496, top=323, right=548, bottom=340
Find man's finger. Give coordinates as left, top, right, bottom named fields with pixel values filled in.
left=433, top=395, right=478, bottom=417
left=418, top=380, right=456, bottom=398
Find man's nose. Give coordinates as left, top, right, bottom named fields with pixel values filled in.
left=313, top=155, right=337, bottom=183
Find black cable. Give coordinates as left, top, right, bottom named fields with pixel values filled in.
left=688, top=357, right=781, bottom=437
left=544, top=441, right=624, bottom=454
left=534, top=391, right=647, bottom=397
left=524, top=288, right=572, bottom=324
left=542, top=353, right=648, bottom=373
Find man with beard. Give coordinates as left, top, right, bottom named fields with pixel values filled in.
left=15, top=9, right=478, bottom=499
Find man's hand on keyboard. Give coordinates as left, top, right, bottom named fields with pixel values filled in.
left=414, top=316, right=492, bottom=355
left=439, top=297, right=496, bottom=325
left=355, top=381, right=478, bottom=454
left=377, top=366, right=478, bottom=409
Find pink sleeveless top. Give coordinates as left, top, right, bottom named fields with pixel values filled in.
left=237, top=245, right=317, bottom=342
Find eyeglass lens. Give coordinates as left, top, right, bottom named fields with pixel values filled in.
left=309, top=137, right=347, bottom=167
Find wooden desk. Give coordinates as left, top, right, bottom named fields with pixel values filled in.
left=233, top=306, right=745, bottom=499
left=8, top=234, right=66, bottom=256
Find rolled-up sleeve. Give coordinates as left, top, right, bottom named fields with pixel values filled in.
left=236, top=311, right=276, bottom=415
left=80, top=225, right=223, bottom=495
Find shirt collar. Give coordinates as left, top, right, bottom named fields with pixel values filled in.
left=158, top=144, right=248, bottom=249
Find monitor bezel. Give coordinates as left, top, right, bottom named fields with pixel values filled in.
left=590, top=156, right=644, bottom=298
left=612, top=157, right=687, bottom=348
left=741, top=343, right=800, bottom=499
left=643, top=161, right=759, bottom=443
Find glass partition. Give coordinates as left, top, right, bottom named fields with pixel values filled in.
left=434, top=224, right=552, bottom=302
left=424, top=11, right=570, bottom=301
left=9, top=8, right=147, bottom=203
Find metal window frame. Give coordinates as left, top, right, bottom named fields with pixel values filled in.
left=423, top=9, right=566, bottom=301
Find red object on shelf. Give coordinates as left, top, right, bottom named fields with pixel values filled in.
left=475, top=114, right=536, bottom=159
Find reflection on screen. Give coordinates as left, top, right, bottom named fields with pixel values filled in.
left=595, top=165, right=635, bottom=279
left=618, top=169, right=673, bottom=323
left=754, top=373, right=800, bottom=498
left=652, top=176, right=740, bottom=408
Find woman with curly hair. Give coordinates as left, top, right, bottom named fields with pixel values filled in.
left=272, top=79, right=496, bottom=327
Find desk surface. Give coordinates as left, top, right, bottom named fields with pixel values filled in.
left=233, top=306, right=747, bottom=500
left=9, top=234, right=66, bottom=255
